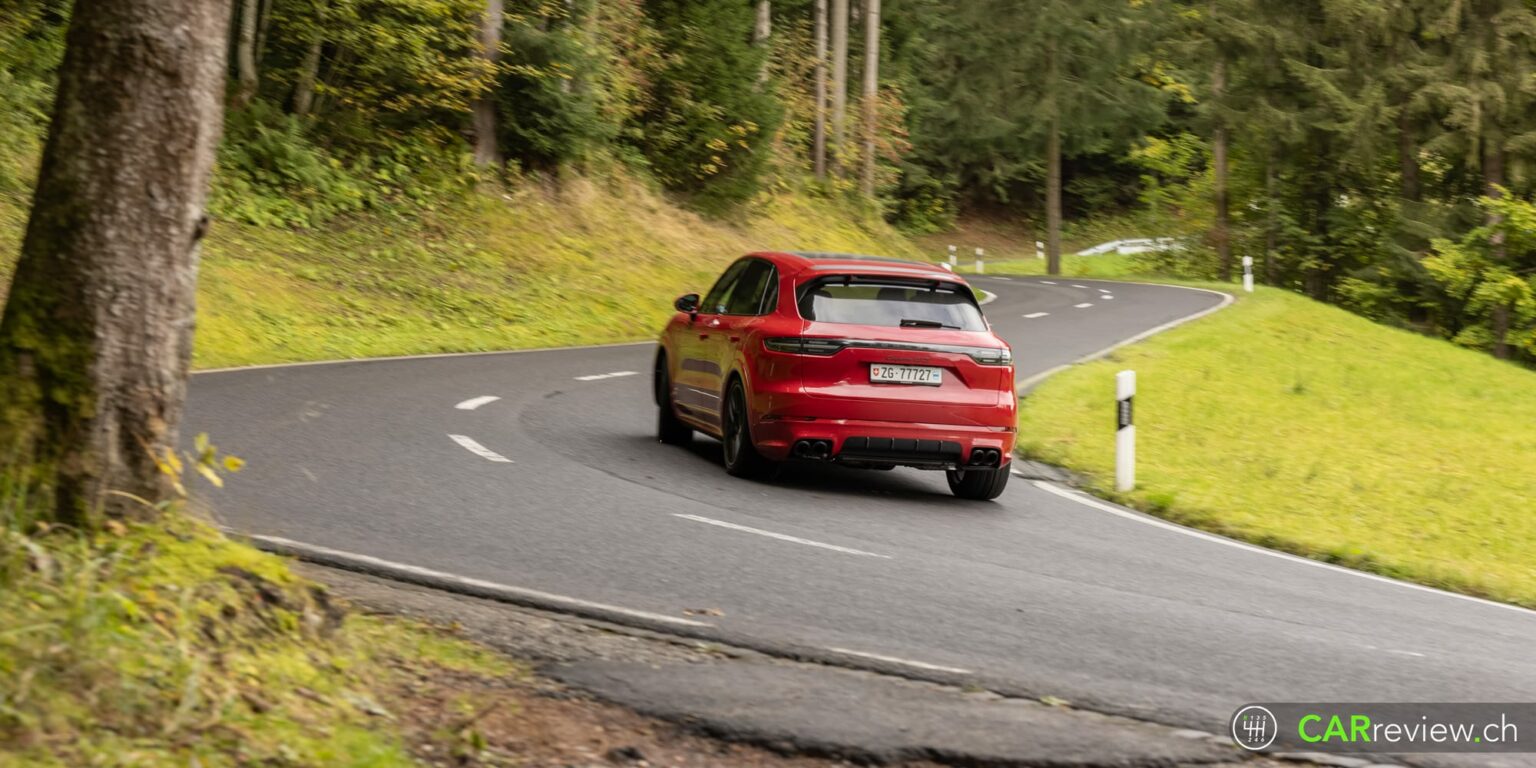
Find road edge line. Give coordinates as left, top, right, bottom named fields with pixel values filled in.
left=236, top=532, right=712, bottom=628
left=194, top=340, right=655, bottom=376
left=1030, top=481, right=1536, bottom=619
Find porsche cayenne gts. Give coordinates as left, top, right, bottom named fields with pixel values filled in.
left=654, top=251, right=1016, bottom=500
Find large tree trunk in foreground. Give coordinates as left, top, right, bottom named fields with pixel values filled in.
left=812, top=0, right=828, bottom=181
left=472, top=0, right=503, bottom=167
left=830, top=0, right=849, bottom=174
left=0, top=0, right=230, bottom=527
left=859, top=0, right=880, bottom=197
left=1211, top=57, right=1232, bottom=282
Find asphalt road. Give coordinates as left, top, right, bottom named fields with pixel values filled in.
left=187, top=276, right=1536, bottom=765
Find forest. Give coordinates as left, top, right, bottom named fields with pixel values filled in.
left=2, top=0, right=1534, bottom=364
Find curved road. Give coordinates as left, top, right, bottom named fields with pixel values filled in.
left=187, top=277, right=1536, bottom=762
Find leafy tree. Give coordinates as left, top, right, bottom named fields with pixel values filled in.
left=636, top=0, right=781, bottom=211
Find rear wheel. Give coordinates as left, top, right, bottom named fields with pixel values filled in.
left=722, top=379, right=772, bottom=478
left=946, top=465, right=1010, bottom=500
left=655, top=355, right=691, bottom=446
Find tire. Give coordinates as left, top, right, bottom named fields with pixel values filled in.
left=721, top=379, right=772, bottom=478
left=655, top=355, right=692, bottom=446
left=946, top=465, right=1010, bottom=500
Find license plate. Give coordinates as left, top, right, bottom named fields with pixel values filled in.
left=870, top=364, right=943, bottom=386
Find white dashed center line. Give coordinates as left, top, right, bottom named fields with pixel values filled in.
left=449, top=434, right=514, bottom=463
left=1074, top=302, right=1094, bottom=309
left=1102, top=295, right=1115, bottom=300
left=827, top=648, right=973, bottom=674
left=1024, top=312, right=1050, bottom=319
left=1098, top=288, right=1113, bottom=294
left=455, top=395, right=501, bottom=410
left=1040, top=280, right=1057, bottom=285
left=1072, top=284, right=1089, bottom=289
left=674, top=514, right=892, bottom=558
left=574, top=370, right=639, bottom=382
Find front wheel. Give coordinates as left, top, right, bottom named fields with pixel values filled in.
left=946, top=465, right=1010, bottom=500
left=722, top=379, right=772, bottom=478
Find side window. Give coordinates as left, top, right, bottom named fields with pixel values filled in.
left=724, top=260, right=776, bottom=315
left=702, top=261, right=748, bottom=314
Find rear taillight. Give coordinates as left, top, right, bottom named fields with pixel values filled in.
left=764, top=337, right=845, bottom=356
left=969, top=347, right=1012, bottom=366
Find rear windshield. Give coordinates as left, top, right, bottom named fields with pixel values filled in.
left=796, top=278, right=987, bottom=331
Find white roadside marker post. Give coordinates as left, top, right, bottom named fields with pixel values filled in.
left=1116, top=370, right=1136, bottom=492
left=975, top=247, right=985, bottom=274
left=1035, top=240, right=1045, bottom=260
left=1242, top=255, right=1254, bottom=293
left=948, top=244, right=958, bottom=267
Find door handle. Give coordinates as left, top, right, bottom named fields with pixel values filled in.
left=729, top=335, right=742, bottom=342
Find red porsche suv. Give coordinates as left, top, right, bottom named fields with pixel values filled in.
left=654, top=252, right=1016, bottom=500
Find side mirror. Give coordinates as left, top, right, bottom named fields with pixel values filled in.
left=674, top=293, right=700, bottom=314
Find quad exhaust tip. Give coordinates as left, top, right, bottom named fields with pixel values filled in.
left=967, top=448, right=1001, bottom=468
left=793, top=439, right=834, bottom=460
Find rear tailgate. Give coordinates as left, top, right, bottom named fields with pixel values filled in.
left=792, top=322, right=1010, bottom=424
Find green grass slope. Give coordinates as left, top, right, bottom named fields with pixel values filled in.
left=0, top=175, right=919, bottom=369
left=194, top=178, right=920, bottom=368
left=1019, top=287, right=1536, bottom=607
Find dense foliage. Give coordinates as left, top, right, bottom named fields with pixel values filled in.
left=2, top=0, right=1536, bottom=362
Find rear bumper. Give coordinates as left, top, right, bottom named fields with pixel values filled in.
left=752, top=416, right=1015, bottom=468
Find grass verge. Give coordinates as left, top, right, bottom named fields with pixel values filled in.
left=1018, top=286, right=1536, bottom=608
left=0, top=511, right=522, bottom=767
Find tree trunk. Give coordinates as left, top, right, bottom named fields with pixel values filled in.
left=1491, top=302, right=1512, bottom=360
left=1046, top=117, right=1063, bottom=277
left=858, top=0, right=880, bottom=197
left=472, top=0, right=504, bottom=168
left=291, top=33, right=324, bottom=117
left=1398, top=111, right=1420, bottom=202
left=754, top=0, right=771, bottom=44
left=1045, top=43, right=1062, bottom=277
left=1211, top=56, right=1232, bottom=282
left=233, top=0, right=259, bottom=109
left=754, top=0, right=772, bottom=82
left=812, top=0, right=828, bottom=181
left=1483, top=128, right=1506, bottom=259
left=830, top=0, right=849, bottom=174
left=0, top=0, right=230, bottom=527
left=1264, top=151, right=1277, bottom=284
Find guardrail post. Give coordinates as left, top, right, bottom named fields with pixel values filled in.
left=1116, top=370, right=1135, bottom=492
left=948, top=244, right=957, bottom=267
left=975, top=247, right=984, bottom=274
left=1242, top=255, right=1255, bottom=293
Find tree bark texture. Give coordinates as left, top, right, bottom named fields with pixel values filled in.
left=0, top=0, right=231, bottom=526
